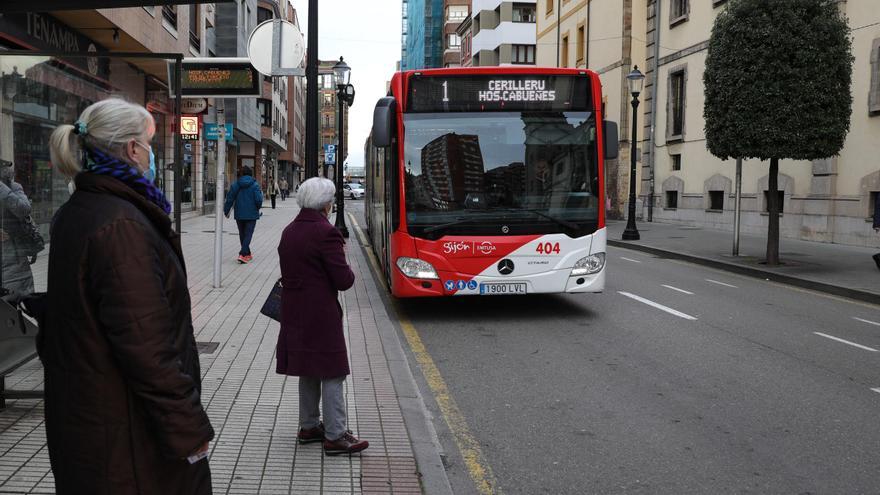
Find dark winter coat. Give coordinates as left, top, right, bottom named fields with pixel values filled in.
left=873, top=192, right=880, bottom=230
left=40, top=173, right=214, bottom=495
left=276, top=208, right=355, bottom=378
left=224, top=175, right=263, bottom=221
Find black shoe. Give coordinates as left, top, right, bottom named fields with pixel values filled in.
left=873, top=253, right=880, bottom=270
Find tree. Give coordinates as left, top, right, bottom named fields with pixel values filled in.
left=703, top=0, right=853, bottom=265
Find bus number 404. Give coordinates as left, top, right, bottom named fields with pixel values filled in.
left=536, top=242, right=561, bottom=254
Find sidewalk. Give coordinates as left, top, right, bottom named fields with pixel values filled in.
left=0, top=201, right=439, bottom=494
left=606, top=220, right=880, bottom=304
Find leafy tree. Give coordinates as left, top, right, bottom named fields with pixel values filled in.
left=704, top=0, right=853, bottom=265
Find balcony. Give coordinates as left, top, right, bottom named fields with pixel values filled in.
left=162, top=6, right=177, bottom=27
left=189, top=31, right=201, bottom=52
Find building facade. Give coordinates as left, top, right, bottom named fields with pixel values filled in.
left=535, top=0, right=647, bottom=218
left=278, top=4, right=305, bottom=189
left=456, top=14, right=474, bottom=67
left=443, top=1, right=470, bottom=67
left=643, top=0, right=880, bottom=248
left=470, top=0, right=537, bottom=66
left=403, top=0, right=444, bottom=70
left=317, top=60, right=349, bottom=179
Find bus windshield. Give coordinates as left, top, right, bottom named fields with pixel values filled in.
left=403, top=111, right=600, bottom=239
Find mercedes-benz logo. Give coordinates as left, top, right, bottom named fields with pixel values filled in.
left=497, top=259, right=515, bottom=275
left=501, top=225, right=510, bottom=234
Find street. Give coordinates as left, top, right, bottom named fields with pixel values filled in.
left=348, top=200, right=880, bottom=494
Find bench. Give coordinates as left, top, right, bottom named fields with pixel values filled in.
left=0, top=297, right=42, bottom=410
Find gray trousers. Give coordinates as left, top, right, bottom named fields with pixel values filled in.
left=299, top=376, right=347, bottom=441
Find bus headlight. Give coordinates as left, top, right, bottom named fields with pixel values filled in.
left=570, top=253, right=605, bottom=276
left=396, top=257, right=440, bottom=280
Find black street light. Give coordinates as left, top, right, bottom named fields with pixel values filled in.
left=333, top=56, right=352, bottom=238
left=622, top=65, right=645, bottom=241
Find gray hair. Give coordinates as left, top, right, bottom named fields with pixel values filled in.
left=49, top=98, right=154, bottom=178
left=296, top=177, right=336, bottom=210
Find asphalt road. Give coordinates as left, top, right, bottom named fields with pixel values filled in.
left=347, top=202, right=880, bottom=494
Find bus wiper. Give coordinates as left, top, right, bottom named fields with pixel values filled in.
left=422, top=216, right=487, bottom=235
left=489, top=208, right=580, bottom=231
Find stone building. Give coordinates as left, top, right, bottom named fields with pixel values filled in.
left=643, top=0, right=880, bottom=247
left=535, top=0, right=647, bottom=219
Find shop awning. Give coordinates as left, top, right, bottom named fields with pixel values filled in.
left=0, top=1, right=232, bottom=14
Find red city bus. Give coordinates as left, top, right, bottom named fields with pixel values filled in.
left=365, top=67, right=619, bottom=298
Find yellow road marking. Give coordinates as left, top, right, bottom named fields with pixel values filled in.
left=348, top=213, right=501, bottom=495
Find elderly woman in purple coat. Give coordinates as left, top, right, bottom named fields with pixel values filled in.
left=276, top=177, right=368, bottom=455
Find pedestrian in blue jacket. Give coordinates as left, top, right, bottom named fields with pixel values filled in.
left=224, top=166, right=263, bottom=264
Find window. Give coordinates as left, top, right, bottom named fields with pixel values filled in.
left=258, top=99, right=272, bottom=127
left=708, top=191, right=724, bottom=211
left=546, top=0, right=554, bottom=15
left=670, top=0, right=688, bottom=25
left=162, top=5, right=178, bottom=28
left=448, top=34, right=461, bottom=49
left=671, top=154, right=681, bottom=171
left=764, top=191, right=785, bottom=213
left=257, top=6, right=273, bottom=24
left=870, top=38, right=880, bottom=115
left=323, top=93, right=334, bottom=107
left=512, top=44, right=535, bottom=64
left=561, top=35, right=569, bottom=67
left=666, top=191, right=678, bottom=209
left=189, top=5, right=201, bottom=51
left=668, top=68, right=686, bottom=139
left=513, top=4, right=536, bottom=23
left=447, top=5, right=468, bottom=21
left=576, top=25, right=585, bottom=64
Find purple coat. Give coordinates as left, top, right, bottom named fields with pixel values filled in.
left=276, top=208, right=355, bottom=378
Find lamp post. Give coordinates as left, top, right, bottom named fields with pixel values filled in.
left=622, top=65, right=645, bottom=241
left=333, top=57, right=351, bottom=238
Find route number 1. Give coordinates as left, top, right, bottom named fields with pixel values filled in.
left=442, top=81, right=449, bottom=102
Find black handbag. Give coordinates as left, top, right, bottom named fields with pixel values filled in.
left=260, top=278, right=283, bottom=322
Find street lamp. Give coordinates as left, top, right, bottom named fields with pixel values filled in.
left=622, top=65, right=645, bottom=241
left=332, top=56, right=351, bottom=238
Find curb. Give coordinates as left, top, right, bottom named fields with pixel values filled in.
left=608, top=239, right=880, bottom=306
left=347, top=214, right=454, bottom=495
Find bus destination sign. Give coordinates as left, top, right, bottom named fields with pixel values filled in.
left=407, top=74, right=590, bottom=113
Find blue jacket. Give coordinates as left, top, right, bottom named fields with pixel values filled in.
left=224, top=176, right=263, bottom=221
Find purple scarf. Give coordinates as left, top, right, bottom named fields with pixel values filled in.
left=85, top=148, right=172, bottom=215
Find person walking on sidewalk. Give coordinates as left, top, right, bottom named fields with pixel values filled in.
left=268, top=175, right=279, bottom=209
left=43, top=99, right=214, bottom=494
left=224, top=166, right=263, bottom=264
left=276, top=177, right=369, bottom=456
left=280, top=177, right=289, bottom=201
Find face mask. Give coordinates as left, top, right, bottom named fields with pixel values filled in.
left=135, top=141, right=156, bottom=182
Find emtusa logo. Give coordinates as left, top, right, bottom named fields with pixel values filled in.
left=477, top=241, right=497, bottom=255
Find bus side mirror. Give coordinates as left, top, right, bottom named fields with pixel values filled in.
left=603, top=121, right=619, bottom=160
left=372, top=97, right=397, bottom=148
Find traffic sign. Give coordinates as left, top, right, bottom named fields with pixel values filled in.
left=324, top=144, right=337, bottom=165
left=247, top=20, right=306, bottom=77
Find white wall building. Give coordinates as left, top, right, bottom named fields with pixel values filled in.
left=471, top=0, right=537, bottom=66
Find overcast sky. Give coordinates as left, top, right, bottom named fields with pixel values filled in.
left=290, top=0, right=401, bottom=171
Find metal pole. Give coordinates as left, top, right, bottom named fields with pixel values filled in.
left=622, top=94, right=640, bottom=241
left=213, top=100, right=226, bottom=288
left=305, top=0, right=319, bottom=178
left=334, top=86, right=349, bottom=238
left=733, top=157, right=742, bottom=256
left=174, top=58, right=183, bottom=234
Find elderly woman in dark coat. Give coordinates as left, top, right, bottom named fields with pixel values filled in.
left=277, top=177, right=368, bottom=455
left=43, top=99, right=214, bottom=494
